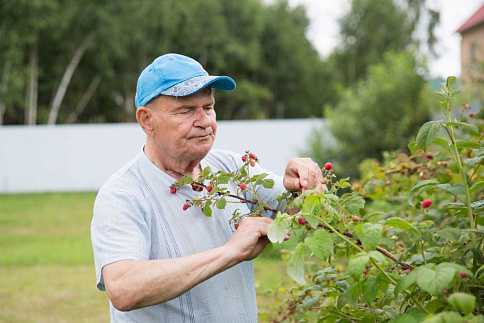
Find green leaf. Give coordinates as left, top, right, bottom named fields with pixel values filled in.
left=476, top=148, right=484, bottom=156
left=435, top=183, right=466, bottom=197
left=408, top=180, right=438, bottom=206
left=417, top=265, right=455, bottom=295
left=448, top=292, right=476, bottom=315
left=199, top=166, right=212, bottom=177
left=416, top=121, right=443, bottom=152
left=261, top=179, right=274, bottom=189
left=437, top=262, right=473, bottom=278
left=447, top=76, right=457, bottom=89
left=446, top=121, right=479, bottom=136
left=368, top=250, right=386, bottom=263
left=456, top=141, right=481, bottom=149
left=463, top=155, right=484, bottom=167
left=470, top=182, right=484, bottom=194
left=433, top=137, right=451, bottom=150
left=394, top=269, right=419, bottom=296
left=435, top=227, right=461, bottom=242
left=304, top=230, right=335, bottom=261
left=388, top=309, right=427, bottom=323
left=301, top=195, right=322, bottom=228
left=215, top=198, right=226, bottom=209
left=355, top=223, right=383, bottom=250
left=336, top=295, right=347, bottom=309
left=348, top=252, right=370, bottom=280
left=363, top=275, right=379, bottom=304
left=472, top=200, right=484, bottom=212
left=423, top=312, right=464, bottom=323
left=203, top=205, right=212, bottom=217
left=341, top=192, right=365, bottom=214
left=267, top=214, right=289, bottom=243
left=408, top=141, right=418, bottom=154
left=385, top=217, right=420, bottom=237
left=345, top=281, right=363, bottom=306
left=287, top=242, right=308, bottom=285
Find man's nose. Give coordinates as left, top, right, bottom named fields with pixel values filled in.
left=194, top=108, right=212, bottom=127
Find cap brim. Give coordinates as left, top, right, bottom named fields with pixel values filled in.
left=161, top=75, right=236, bottom=97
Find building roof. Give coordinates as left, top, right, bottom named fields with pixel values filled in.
left=457, top=3, right=484, bottom=33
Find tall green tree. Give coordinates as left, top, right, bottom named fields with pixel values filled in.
left=309, top=51, right=435, bottom=178
left=329, top=0, right=439, bottom=90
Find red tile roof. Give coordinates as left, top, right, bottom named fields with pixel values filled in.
left=457, top=3, right=484, bottom=33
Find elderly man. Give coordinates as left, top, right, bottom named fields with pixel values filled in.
left=91, top=53, right=325, bottom=322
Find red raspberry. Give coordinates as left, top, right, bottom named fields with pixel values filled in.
left=234, top=223, right=239, bottom=230
left=242, top=155, right=247, bottom=162
left=298, top=217, right=306, bottom=225
left=170, top=187, right=177, bottom=194
left=459, top=272, right=467, bottom=278
left=249, top=153, right=256, bottom=159
left=470, top=113, right=474, bottom=118
left=191, top=184, right=198, bottom=191
left=324, top=162, right=333, bottom=171
left=183, top=204, right=189, bottom=211
left=206, top=185, right=213, bottom=193
left=250, top=161, right=256, bottom=167
left=198, top=186, right=203, bottom=192
left=421, top=199, right=432, bottom=208
left=240, top=183, right=246, bottom=190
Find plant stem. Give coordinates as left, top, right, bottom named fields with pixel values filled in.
left=321, top=219, right=428, bottom=314
left=444, top=97, right=477, bottom=248
left=369, top=258, right=429, bottom=314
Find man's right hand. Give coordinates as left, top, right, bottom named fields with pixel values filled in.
left=224, top=217, right=289, bottom=263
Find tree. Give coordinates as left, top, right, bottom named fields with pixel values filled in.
left=309, top=51, right=434, bottom=178
left=329, top=0, right=439, bottom=89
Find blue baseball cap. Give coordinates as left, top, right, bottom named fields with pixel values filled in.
left=135, top=53, right=236, bottom=108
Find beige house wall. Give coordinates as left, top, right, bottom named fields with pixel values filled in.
left=460, top=24, right=484, bottom=86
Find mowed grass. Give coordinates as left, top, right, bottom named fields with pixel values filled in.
left=0, top=192, right=295, bottom=322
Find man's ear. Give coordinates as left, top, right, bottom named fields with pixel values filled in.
left=136, top=107, right=154, bottom=135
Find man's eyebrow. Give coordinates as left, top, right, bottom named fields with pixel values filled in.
left=175, top=101, right=214, bottom=110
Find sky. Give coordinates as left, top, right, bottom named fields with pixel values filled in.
left=282, top=0, right=484, bottom=79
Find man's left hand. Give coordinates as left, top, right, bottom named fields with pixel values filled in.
left=283, top=157, right=326, bottom=193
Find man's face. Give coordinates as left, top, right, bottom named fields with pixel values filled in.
left=148, top=87, right=217, bottom=161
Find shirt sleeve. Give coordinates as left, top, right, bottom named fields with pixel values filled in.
left=91, top=189, right=151, bottom=291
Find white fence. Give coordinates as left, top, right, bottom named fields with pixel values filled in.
left=0, top=119, right=328, bottom=193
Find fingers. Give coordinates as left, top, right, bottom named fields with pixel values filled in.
left=227, top=217, right=273, bottom=262
left=284, top=158, right=323, bottom=192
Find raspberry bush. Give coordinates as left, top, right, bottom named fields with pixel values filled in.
left=173, top=77, right=484, bottom=322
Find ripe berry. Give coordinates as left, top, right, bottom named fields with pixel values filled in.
left=298, top=217, right=306, bottom=225
left=191, top=184, right=198, bottom=191
left=183, top=204, right=189, bottom=211
left=170, top=187, right=177, bottom=194
left=459, top=272, right=467, bottom=278
left=249, top=153, right=256, bottom=159
left=242, top=155, right=247, bottom=162
left=240, top=183, right=246, bottom=190
left=250, top=161, right=256, bottom=167
left=470, top=113, right=474, bottom=118
left=234, top=223, right=239, bottom=230
left=324, top=162, right=333, bottom=171
left=198, top=186, right=203, bottom=192
left=421, top=199, right=432, bottom=208
left=206, top=185, right=213, bottom=193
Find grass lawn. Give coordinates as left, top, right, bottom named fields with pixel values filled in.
left=0, top=192, right=296, bottom=322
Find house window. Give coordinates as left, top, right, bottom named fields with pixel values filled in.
left=471, top=43, right=478, bottom=69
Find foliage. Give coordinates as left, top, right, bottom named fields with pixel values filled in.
left=175, top=77, right=484, bottom=321
left=0, top=0, right=331, bottom=125
left=328, top=0, right=439, bottom=89
left=309, top=51, right=435, bottom=179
